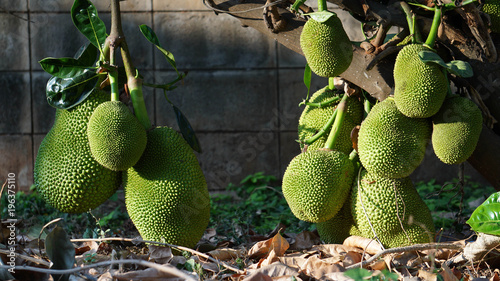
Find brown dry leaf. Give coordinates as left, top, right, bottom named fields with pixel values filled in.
left=289, top=230, right=321, bottom=251
left=342, top=251, right=362, bottom=267
left=440, top=264, right=460, bottom=281
left=278, top=252, right=312, bottom=269
left=491, top=269, right=500, bottom=281
left=422, top=240, right=465, bottom=260
left=250, top=262, right=299, bottom=279
left=148, top=245, right=173, bottom=264
left=343, top=235, right=384, bottom=255
left=312, top=243, right=362, bottom=258
left=259, top=249, right=279, bottom=268
left=369, top=260, right=386, bottom=271
left=244, top=271, right=273, bottom=281
left=208, top=247, right=246, bottom=261
left=418, top=269, right=438, bottom=281
left=301, top=255, right=345, bottom=280
left=113, top=267, right=193, bottom=280
left=248, top=232, right=289, bottom=260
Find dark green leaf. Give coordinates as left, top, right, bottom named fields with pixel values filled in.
left=418, top=50, right=474, bottom=77
left=46, top=69, right=100, bottom=109
left=173, top=105, right=201, bottom=153
left=39, top=57, right=93, bottom=78
left=343, top=267, right=373, bottom=280
left=467, top=192, right=500, bottom=236
left=307, top=10, right=336, bottom=23
left=445, top=60, right=474, bottom=78
left=139, top=24, right=179, bottom=75
left=71, top=0, right=107, bottom=51
left=73, top=42, right=98, bottom=66
left=303, top=63, right=311, bottom=101
left=45, top=226, right=75, bottom=281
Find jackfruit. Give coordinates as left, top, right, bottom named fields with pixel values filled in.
left=316, top=198, right=360, bottom=244
left=393, top=44, right=448, bottom=118
left=124, top=126, right=210, bottom=248
left=87, top=101, right=147, bottom=171
left=357, top=98, right=431, bottom=178
left=282, top=149, right=355, bottom=223
left=431, top=96, right=483, bottom=165
left=300, top=14, right=353, bottom=77
left=482, top=0, right=500, bottom=33
left=34, top=90, right=121, bottom=213
left=351, top=170, right=435, bottom=248
left=298, top=86, right=363, bottom=154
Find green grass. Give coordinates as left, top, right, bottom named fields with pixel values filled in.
left=415, top=176, right=496, bottom=235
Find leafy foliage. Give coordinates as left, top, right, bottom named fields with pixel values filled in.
left=209, top=172, right=314, bottom=243
left=415, top=177, right=496, bottom=234
left=467, top=191, right=500, bottom=235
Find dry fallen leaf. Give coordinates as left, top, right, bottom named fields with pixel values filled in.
left=248, top=232, right=289, bottom=260
left=342, top=251, right=362, bottom=267
left=440, top=264, right=460, bottom=281
left=301, top=255, right=345, bottom=280
left=148, top=245, right=173, bottom=264
left=208, top=247, right=246, bottom=261
left=343, top=236, right=384, bottom=255
left=418, top=269, right=438, bottom=281
left=288, top=230, right=321, bottom=251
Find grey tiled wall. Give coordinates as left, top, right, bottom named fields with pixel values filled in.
left=0, top=0, right=488, bottom=192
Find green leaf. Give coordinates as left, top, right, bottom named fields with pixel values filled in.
left=45, top=226, right=75, bottom=281
left=46, top=69, right=100, bottom=109
left=418, top=50, right=474, bottom=77
left=74, top=42, right=98, bottom=66
left=303, top=63, right=312, bottom=101
left=71, top=0, right=107, bottom=52
left=139, top=24, right=179, bottom=75
left=307, top=10, right=336, bottom=23
left=39, top=57, right=93, bottom=78
left=343, top=267, right=373, bottom=280
left=173, top=105, right=202, bottom=153
left=445, top=60, right=474, bottom=78
left=467, top=192, right=500, bottom=236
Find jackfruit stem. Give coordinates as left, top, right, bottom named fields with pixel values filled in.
left=324, top=93, right=348, bottom=150
left=304, top=107, right=337, bottom=146
left=317, top=0, right=327, bottom=12
left=108, top=39, right=119, bottom=102
left=328, top=77, right=334, bottom=90
left=110, top=0, right=152, bottom=130
left=302, top=95, right=340, bottom=108
left=424, top=7, right=441, bottom=49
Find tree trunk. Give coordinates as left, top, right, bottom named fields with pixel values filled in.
left=208, top=0, right=500, bottom=189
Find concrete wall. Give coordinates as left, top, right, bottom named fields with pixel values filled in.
left=0, top=0, right=488, bottom=193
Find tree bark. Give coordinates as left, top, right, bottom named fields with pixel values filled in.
left=208, top=0, right=500, bottom=189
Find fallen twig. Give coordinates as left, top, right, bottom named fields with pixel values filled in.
left=345, top=242, right=463, bottom=269
left=0, top=249, right=50, bottom=267
left=0, top=259, right=196, bottom=280
left=70, top=237, right=246, bottom=275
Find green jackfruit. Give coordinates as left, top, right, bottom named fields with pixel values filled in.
left=393, top=44, right=448, bottom=118
left=300, top=14, right=353, bottom=78
left=298, top=86, right=363, bottom=154
left=357, top=98, right=431, bottom=178
left=282, top=149, right=355, bottom=223
left=316, top=198, right=360, bottom=244
left=482, top=0, right=500, bottom=33
left=124, top=127, right=210, bottom=248
left=351, top=170, right=435, bottom=248
left=432, top=96, right=483, bottom=165
left=34, top=90, right=121, bottom=213
left=87, top=101, right=147, bottom=171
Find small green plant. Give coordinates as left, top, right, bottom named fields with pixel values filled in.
left=209, top=172, right=314, bottom=243
left=344, top=267, right=398, bottom=280
left=83, top=253, right=97, bottom=264
left=416, top=177, right=496, bottom=234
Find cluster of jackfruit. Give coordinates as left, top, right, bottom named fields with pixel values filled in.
left=34, top=90, right=210, bottom=248
left=284, top=34, right=484, bottom=248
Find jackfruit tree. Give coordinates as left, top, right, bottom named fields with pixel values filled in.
left=34, top=0, right=209, bottom=248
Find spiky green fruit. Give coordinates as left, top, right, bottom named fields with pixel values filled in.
left=298, top=86, right=363, bottom=154
left=432, top=96, right=483, bottom=165
left=393, top=44, right=448, bottom=118
left=282, top=149, right=355, bottom=223
left=34, top=90, right=121, bottom=213
left=351, top=170, right=435, bottom=248
left=300, top=14, right=353, bottom=77
left=316, top=198, right=359, bottom=244
left=357, top=98, right=431, bottom=178
left=87, top=101, right=147, bottom=171
left=482, top=0, right=500, bottom=33
left=124, top=127, right=210, bottom=248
